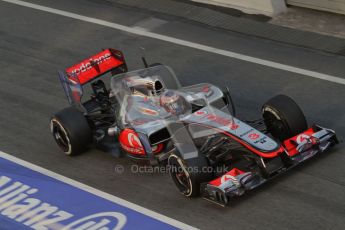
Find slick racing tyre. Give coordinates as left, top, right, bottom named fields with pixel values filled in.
left=168, top=153, right=213, bottom=197
left=50, top=107, right=92, bottom=155
left=262, top=95, right=307, bottom=141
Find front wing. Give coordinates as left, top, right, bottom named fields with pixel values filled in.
left=203, top=125, right=338, bottom=206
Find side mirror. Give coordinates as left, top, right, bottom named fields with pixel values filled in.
left=140, top=46, right=149, bottom=68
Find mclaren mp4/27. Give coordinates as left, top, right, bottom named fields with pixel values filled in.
left=50, top=48, right=338, bottom=206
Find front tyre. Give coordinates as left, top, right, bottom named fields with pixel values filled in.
left=50, top=107, right=92, bottom=155
left=168, top=153, right=212, bottom=197
left=262, top=95, right=307, bottom=141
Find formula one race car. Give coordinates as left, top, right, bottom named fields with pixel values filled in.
left=51, top=48, right=338, bottom=206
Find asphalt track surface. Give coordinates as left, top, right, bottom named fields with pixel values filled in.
left=0, top=0, right=344, bottom=229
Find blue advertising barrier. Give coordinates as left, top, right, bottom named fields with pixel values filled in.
left=0, top=152, right=196, bottom=230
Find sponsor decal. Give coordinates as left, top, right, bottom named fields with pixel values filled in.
left=220, top=174, right=239, bottom=185
left=254, top=136, right=267, bottom=144
left=202, top=86, right=209, bottom=93
left=0, top=175, right=126, bottom=230
left=0, top=157, right=180, bottom=230
left=69, top=53, right=112, bottom=76
left=201, top=85, right=213, bottom=97
left=296, top=134, right=310, bottom=144
left=138, top=107, right=159, bottom=116
left=119, top=129, right=145, bottom=155
left=128, top=133, right=142, bottom=148
left=229, top=123, right=239, bottom=130
left=194, top=110, right=207, bottom=116
left=65, top=49, right=124, bottom=85
left=61, top=212, right=126, bottom=230
left=205, top=114, right=239, bottom=130
left=248, top=133, right=260, bottom=140
left=220, top=174, right=241, bottom=188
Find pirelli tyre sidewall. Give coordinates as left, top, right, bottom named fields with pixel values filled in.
left=50, top=107, right=92, bottom=156
left=168, top=153, right=212, bottom=197
left=262, top=95, right=308, bottom=141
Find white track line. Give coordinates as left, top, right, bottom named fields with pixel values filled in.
left=1, top=0, right=345, bottom=86
left=0, top=151, right=198, bottom=230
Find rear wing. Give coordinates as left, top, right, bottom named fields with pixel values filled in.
left=65, top=48, right=127, bottom=85
left=59, top=48, right=127, bottom=110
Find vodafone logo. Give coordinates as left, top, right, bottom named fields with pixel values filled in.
left=128, top=133, right=142, bottom=148
left=248, top=133, right=260, bottom=140
left=296, top=134, right=310, bottom=144
left=70, top=53, right=112, bottom=75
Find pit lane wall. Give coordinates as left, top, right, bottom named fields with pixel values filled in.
left=287, top=0, right=345, bottom=15
left=191, top=0, right=287, bottom=16
left=192, top=0, right=345, bottom=16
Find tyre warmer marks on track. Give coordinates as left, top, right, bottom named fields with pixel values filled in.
left=0, top=151, right=197, bottom=230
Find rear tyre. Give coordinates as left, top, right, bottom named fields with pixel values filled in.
left=262, top=95, right=307, bottom=141
left=168, top=153, right=213, bottom=197
left=50, top=107, right=92, bottom=155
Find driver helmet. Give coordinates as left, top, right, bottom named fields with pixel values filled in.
left=160, top=90, right=189, bottom=116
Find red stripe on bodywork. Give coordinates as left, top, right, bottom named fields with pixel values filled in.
left=196, top=123, right=284, bottom=158
left=221, top=130, right=285, bottom=158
